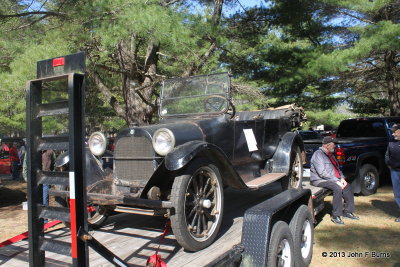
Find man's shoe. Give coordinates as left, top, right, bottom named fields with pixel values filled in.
left=395, top=217, right=400, bottom=223
left=331, top=216, right=344, bottom=225
left=343, top=211, right=359, bottom=220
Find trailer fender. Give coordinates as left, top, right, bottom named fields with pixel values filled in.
left=241, top=189, right=311, bottom=266
left=271, top=132, right=304, bottom=175
left=165, top=140, right=247, bottom=189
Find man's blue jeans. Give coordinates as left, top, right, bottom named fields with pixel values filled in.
left=390, top=169, right=400, bottom=209
left=43, top=184, right=49, bottom=206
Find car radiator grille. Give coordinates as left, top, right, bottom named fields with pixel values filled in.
left=114, top=136, right=155, bottom=183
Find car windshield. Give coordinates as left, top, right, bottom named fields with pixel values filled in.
left=160, top=73, right=229, bottom=116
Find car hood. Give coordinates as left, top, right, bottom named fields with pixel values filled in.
left=116, top=120, right=205, bottom=147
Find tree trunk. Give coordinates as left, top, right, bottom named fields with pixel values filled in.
left=384, top=50, right=400, bottom=116
left=113, top=40, right=159, bottom=126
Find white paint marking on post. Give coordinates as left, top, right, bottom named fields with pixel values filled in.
left=113, top=257, right=128, bottom=267
left=243, top=129, right=258, bottom=152
left=69, top=172, right=75, bottom=199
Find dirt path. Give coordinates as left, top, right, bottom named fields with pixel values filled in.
left=0, top=178, right=28, bottom=242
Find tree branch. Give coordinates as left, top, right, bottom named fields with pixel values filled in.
left=91, top=71, right=126, bottom=119
left=160, top=0, right=182, bottom=7
left=337, top=9, right=376, bottom=25
left=0, top=11, right=67, bottom=19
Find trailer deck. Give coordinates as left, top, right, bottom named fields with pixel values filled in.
left=1, top=183, right=292, bottom=266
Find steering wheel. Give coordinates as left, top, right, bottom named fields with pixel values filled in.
left=204, top=95, right=228, bottom=112
left=203, top=95, right=236, bottom=119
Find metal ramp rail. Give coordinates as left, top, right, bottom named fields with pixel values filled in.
left=26, top=52, right=88, bottom=266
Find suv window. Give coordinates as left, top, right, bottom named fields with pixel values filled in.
left=298, top=131, right=322, bottom=140
left=387, top=119, right=400, bottom=128
left=337, top=120, right=386, bottom=138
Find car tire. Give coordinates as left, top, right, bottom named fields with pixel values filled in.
left=170, top=158, right=224, bottom=251
left=267, top=221, right=294, bottom=267
left=289, top=205, right=314, bottom=267
left=281, top=146, right=303, bottom=190
left=87, top=204, right=110, bottom=228
left=359, top=164, right=379, bottom=196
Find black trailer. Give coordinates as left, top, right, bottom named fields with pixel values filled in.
left=21, top=52, right=331, bottom=267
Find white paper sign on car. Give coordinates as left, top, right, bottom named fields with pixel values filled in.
left=243, top=129, right=258, bottom=152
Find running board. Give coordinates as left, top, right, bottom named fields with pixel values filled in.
left=245, top=173, right=286, bottom=189
left=114, top=206, right=167, bottom=216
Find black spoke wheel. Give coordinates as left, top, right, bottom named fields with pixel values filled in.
left=87, top=203, right=110, bottom=228
left=170, top=158, right=224, bottom=251
left=53, top=185, right=109, bottom=228
left=282, top=146, right=303, bottom=190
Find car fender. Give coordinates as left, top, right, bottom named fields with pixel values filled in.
left=165, top=140, right=247, bottom=189
left=55, top=149, right=109, bottom=187
left=271, top=132, right=304, bottom=175
left=355, top=152, right=383, bottom=175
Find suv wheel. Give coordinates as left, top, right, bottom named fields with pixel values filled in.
left=170, top=158, right=224, bottom=251
left=359, top=164, right=379, bottom=196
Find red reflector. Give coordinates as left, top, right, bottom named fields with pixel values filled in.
left=335, top=148, right=345, bottom=156
left=335, top=148, right=345, bottom=165
left=87, top=205, right=96, bottom=213
left=52, top=57, right=65, bottom=67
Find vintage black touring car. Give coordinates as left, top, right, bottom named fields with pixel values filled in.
left=60, top=73, right=306, bottom=251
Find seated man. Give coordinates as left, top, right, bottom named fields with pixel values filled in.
left=310, top=136, right=359, bottom=225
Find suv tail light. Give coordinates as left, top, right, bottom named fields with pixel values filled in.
left=335, top=147, right=345, bottom=165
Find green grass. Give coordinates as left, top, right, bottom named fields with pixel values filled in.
left=311, top=186, right=400, bottom=267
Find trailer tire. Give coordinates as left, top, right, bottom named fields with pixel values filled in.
left=170, top=158, right=224, bottom=251
left=359, top=164, right=379, bottom=196
left=267, top=221, right=294, bottom=267
left=289, top=205, right=313, bottom=267
left=281, top=146, right=303, bottom=190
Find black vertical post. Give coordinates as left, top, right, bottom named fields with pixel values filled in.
left=27, top=80, right=45, bottom=266
left=68, top=73, right=88, bottom=266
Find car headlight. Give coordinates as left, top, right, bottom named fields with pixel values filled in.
left=152, top=128, right=175, bottom=156
left=88, top=132, right=107, bottom=156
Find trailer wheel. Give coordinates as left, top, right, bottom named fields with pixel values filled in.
left=359, top=164, right=379, bottom=196
left=170, top=158, right=224, bottom=251
left=267, top=221, right=294, bottom=267
left=282, top=147, right=303, bottom=190
left=289, top=205, right=313, bottom=267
